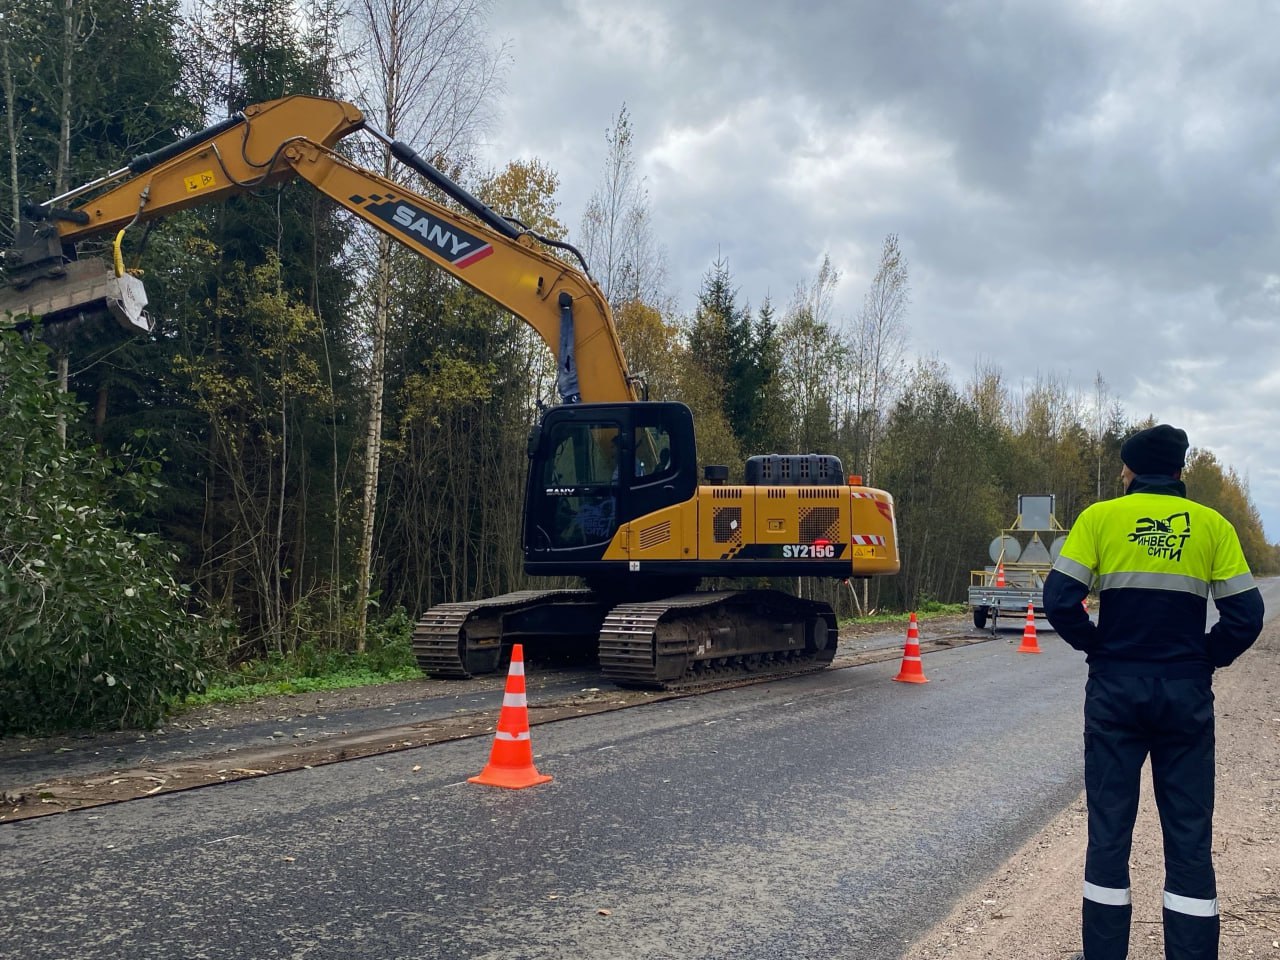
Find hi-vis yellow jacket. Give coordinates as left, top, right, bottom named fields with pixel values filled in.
left=1043, top=476, right=1264, bottom=678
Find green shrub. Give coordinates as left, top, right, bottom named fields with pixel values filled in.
left=916, top=595, right=964, bottom=615
left=0, top=334, right=218, bottom=733
left=363, top=606, right=415, bottom=674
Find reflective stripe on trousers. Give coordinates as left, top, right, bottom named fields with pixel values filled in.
left=1082, top=674, right=1219, bottom=960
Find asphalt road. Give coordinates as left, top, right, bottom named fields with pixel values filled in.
left=3, top=630, right=1091, bottom=960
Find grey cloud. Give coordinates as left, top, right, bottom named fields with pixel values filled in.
left=483, top=0, right=1280, bottom=536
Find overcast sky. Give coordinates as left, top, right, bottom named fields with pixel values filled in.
left=477, top=0, right=1280, bottom=539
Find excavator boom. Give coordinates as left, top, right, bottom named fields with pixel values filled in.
left=1, top=95, right=636, bottom=403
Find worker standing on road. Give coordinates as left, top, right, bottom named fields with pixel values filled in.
left=1043, top=423, right=1264, bottom=960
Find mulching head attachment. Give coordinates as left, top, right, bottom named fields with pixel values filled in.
left=0, top=257, right=151, bottom=335
left=1, top=216, right=151, bottom=336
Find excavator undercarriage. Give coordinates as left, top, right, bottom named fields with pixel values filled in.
left=411, top=589, right=610, bottom=679
left=411, top=587, right=838, bottom=689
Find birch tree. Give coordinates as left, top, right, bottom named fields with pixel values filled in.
left=849, top=234, right=910, bottom=482
left=347, top=0, right=505, bottom=646
left=0, top=2, right=29, bottom=233
left=779, top=255, right=843, bottom=453
left=579, top=103, right=668, bottom=309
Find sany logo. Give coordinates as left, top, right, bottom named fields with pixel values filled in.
left=351, top=193, right=494, bottom=267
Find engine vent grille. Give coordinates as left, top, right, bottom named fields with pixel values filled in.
left=713, top=507, right=743, bottom=544
left=799, top=507, right=841, bottom=544
left=638, top=521, right=671, bottom=550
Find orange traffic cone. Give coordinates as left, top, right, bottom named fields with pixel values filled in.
left=995, top=563, right=1006, bottom=587
left=893, top=612, right=929, bottom=683
left=469, top=644, right=553, bottom=789
left=1017, top=602, right=1042, bottom=654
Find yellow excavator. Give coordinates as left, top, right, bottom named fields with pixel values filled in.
left=0, top=95, right=900, bottom=688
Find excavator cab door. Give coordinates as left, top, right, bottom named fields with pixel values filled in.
left=524, top=402, right=696, bottom=572
left=531, top=415, right=625, bottom=553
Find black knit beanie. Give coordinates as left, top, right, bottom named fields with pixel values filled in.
left=1120, top=424, right=1189, bottom=475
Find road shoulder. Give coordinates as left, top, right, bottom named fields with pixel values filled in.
left=900, top=621, right=1280, bottom=960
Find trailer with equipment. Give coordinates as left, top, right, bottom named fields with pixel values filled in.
left=968, top=494, right=1068, bottom=632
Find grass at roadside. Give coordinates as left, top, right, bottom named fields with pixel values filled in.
left=179, top=609, right=419, bottom=710
left=181, top=663, right=422, bottom=709
left=839, top=601, right=967, bottom=627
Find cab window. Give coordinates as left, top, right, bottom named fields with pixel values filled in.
left=540, top=421, right=621, bottom=547
left=633, top=425, right=673, bottom=480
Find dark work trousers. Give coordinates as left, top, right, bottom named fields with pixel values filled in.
left=1082, top=675, right=1219, bottom=960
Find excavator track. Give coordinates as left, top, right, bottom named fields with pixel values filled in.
left=412, top=589, right=611, bottom=678
left=597, top=589, right=838, bottom=689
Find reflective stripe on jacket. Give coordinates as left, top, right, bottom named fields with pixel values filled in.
left=1043, top=475, right=1264, bottom=677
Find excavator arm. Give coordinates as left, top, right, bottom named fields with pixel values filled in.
left=1, top=95, right=638, bottom=404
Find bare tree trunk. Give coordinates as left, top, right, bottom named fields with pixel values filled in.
left=354, top=245, right=392, bottom=650
left=845, top=579, right=864, bottom=616
left=0, top=8, right=21, bottom=233
left=52, top=0, right=83, bottom=443
left=273, top=382, right=288, bottom=651
left=55, top=354, right=68, bottom=445
left=47, top=0, right=102, bottom=445
left=316, top=286, right=346, bottom=649
left=94, top=385, right=107, bottom=444
left=853, top=235, right=910, bottom=483
left=57, top=0, right=75, bottom=192
left=348, top=0, right=503, bottom=646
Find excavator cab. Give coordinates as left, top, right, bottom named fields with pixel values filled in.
left=524, top=401, right=697, bottom=573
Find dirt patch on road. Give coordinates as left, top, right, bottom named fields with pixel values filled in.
left=900, top=622, right=1280, bottom=960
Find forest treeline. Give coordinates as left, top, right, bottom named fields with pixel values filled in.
left=2, top=0, right=1275, bottom=729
